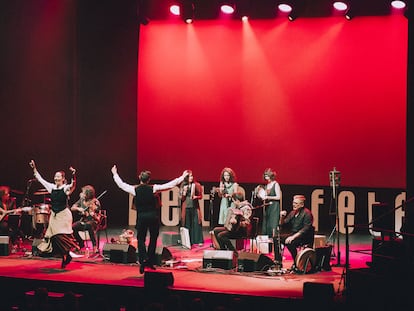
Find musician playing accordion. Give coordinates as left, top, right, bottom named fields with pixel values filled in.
left=211, top=191, right=252, bottom=255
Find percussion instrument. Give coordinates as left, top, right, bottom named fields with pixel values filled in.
left=295, top=247, right=316, bottom=274
left=119, top=229, right=135, bottom=244
left=33, top=189, right=49, bottom=195
left=254, top=185, right=267, bottom=200
left=33, top=203, right=51, bottom=225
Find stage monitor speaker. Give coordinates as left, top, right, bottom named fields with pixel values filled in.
left=155, top=246, right=173, bottom=266
left=161, top=231, right=180, bottom=246
left=237, top=252, right=274, bottom=272
left=203, top=250, right=236, bottom=270
left=303, top=282, right=334, bottom=302
left=371, top=237, right=404, bottom=272
left=0, top=236, right=10, bottom=256
left=372, top=203, right=394, bottom=238
left=144, top=271, right=174, bottom=288
left=103, top=243, right=137, bottom=263
left=315, top=245, right=332, bottom=271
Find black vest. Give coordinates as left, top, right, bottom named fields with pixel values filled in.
left=134, top=184, right=156, bottom=213
left=50, top=188, right=68, bottom=213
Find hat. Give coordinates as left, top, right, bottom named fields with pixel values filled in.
left=293, top=195, right=306, bottom=202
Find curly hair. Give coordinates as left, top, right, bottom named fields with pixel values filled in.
left=82, top=185, right=96, bottom=201
left=220, top=167, right=237, bottom=183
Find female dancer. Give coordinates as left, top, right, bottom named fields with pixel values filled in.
left=29, top=160, right=79, bottom=268
left=217, top=167, right=238, bottom=225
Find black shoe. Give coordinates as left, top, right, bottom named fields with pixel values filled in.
left=61, top=254, right=72, bottom=269
left=147, top=264, right=156, bottom=270
left=139, top=261, right=146, bottom=274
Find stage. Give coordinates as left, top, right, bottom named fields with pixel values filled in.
left=0, top=227, right=390, bottom=311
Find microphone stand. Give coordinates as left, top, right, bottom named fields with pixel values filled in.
left=209, top=188, right=215, bottom=248
left=328, top=167, right=341, bottom=266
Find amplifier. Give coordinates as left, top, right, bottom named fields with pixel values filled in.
left=203, top=250, right=236, bottom=270
left=0, top=236, right=10, bottom=256
left=103, top=243, right=137, bottom=263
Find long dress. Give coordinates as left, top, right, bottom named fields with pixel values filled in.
left=182, top=182, right=204, bottom=245
left=218, top=182, right=237, bottom=225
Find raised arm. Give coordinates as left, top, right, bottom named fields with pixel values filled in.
left=29, top=160, right=54, bottom=193
left=65, top=166, right=77, bottom=195
left=153, top=170, right=190, bottom=192
left=111, top=165, right=136, bottom=196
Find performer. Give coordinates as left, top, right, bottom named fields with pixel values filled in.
left=29, top=160, right=79, bottom=269
left=71, top=185, right=101, bottom=254
left=217, top=167, right=238, bottom=225
left=257, top=168, right=282, bottom=261
left=275, top=195, right=314, bottom=270
left=111, top=165, right=189, bottom=274
left=179, top=170, right=204, bottom=247
left=0, top=185, right=19, bottom=246
left=211, top=191, right=252, bottom=255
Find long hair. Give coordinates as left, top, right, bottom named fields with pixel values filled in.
left=220, top=167, right=237, bottom=183
left=82, top=185, right=96, bottom=201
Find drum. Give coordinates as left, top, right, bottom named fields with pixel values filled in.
left=33, top=204, right=51, bottom=224
left=240, top=204, right=252, bottom=220
left=255, top=185, right=266, bottom=200
left=295, top=247, right=316, bottom=274
left=119, top=229, right=135, bottom=244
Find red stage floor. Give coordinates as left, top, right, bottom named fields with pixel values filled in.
left=0, top=227, right=374, bottom=311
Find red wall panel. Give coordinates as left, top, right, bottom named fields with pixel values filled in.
left=138, top=16, right=407, bottom=188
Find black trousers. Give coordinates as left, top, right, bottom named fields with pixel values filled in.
left=136, top=210, right=159, bottom=265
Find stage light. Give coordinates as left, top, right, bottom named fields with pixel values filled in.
left=236, top=0, right=250, bottom=21
left=288, top=12, right=298, bottom=21
left=391, top=1, right=406, bottom=10
left=277, top=3, right=293, bottom=14
left=170, top=4, right=180, bottom=16
left=333, top=1, right=348, bottom=12
left=344, top=9, right=354, bottom=20
left=277, top=1, right=302, bottom=21
left=180, top=0, right=194, bottom=23
left=220, top=1, right=235, bottom=15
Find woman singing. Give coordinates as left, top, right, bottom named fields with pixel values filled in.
left=29, top=160, right=79, bottom=269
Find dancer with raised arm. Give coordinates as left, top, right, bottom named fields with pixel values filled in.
left=29, top=160, right=79, bottom=269
left=111, top=165, right=189, bottom=273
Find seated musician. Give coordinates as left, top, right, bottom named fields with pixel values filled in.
left=0, top=185, right=19, bottom=246
left=211, top=191, right=252, bottom=256
left=71, top=185, right=101, bottom=254
left=274, top=194, right=314, bottom=270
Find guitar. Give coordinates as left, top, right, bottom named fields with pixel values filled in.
left=0, top=206, right=32, bottom=222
